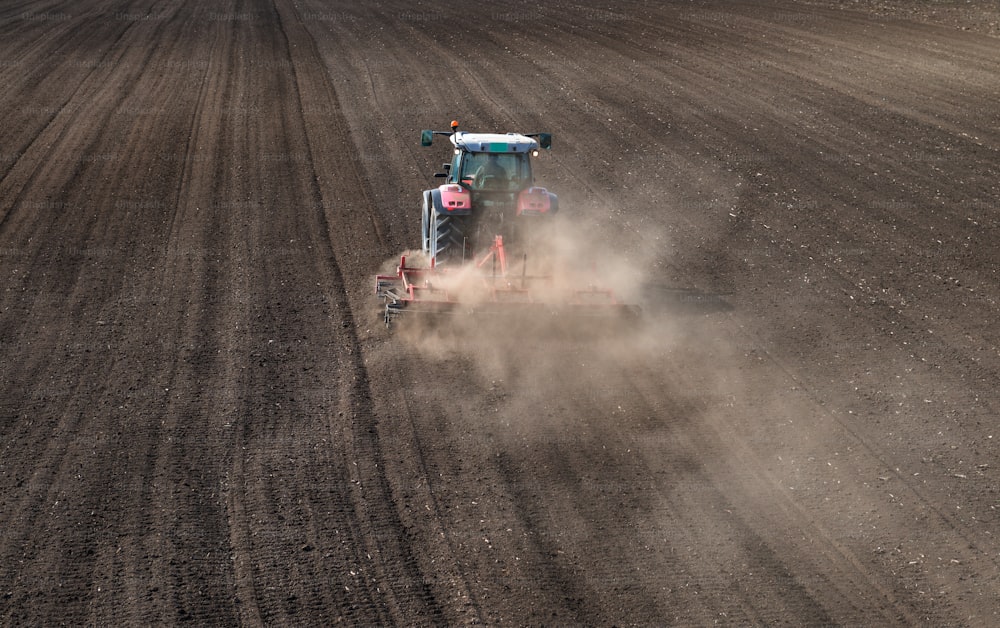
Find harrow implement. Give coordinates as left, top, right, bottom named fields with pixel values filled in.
left=375, top=236, right=634, bottom=327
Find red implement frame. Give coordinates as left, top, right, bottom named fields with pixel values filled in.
left=375, top=236, right=628, bottom=326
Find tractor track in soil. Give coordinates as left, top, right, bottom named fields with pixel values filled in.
left=2, top=0, right=999, bottom=625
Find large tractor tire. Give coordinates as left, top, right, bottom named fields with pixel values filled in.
left=422, top=190, right=473, bottom=265
left=421, top=191, right=432, bottom=255
left=429, top=212, right=471, bottom=265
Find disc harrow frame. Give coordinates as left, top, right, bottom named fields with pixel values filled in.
left=375, top=236, right=630, bottom=326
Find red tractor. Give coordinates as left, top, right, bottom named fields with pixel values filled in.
left=375, top=121, right=631, bottom=326
left=419, top=120, right=557, bottom=265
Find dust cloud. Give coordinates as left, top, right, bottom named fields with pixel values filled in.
left=379, top=209, right=729, bottom=435
left=376, top=196, right=861, bottom=553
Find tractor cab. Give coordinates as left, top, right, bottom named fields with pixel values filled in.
left=447, top=132, right=538, bottom=192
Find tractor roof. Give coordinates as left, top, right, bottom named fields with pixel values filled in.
left=450, top=131, right=538, bottom=153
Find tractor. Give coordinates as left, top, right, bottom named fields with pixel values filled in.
left=375, top=120, right=632, bottom=326
left=420, top=120, right=557, bottom=265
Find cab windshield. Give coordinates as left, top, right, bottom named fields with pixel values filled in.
left=459, top=152, right=530, bottom=191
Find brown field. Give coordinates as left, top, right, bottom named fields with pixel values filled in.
left=2, top=1, right=999, bottom=624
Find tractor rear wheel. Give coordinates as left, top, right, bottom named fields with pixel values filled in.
left=421, top=192, right=432, bottom=255
left=429, top=212, right=471, bottom=265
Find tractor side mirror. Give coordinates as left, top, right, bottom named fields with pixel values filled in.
left=442, top=163, right=451, bottom=171
left=420, top=130, right=434, bottom=146
left=538, top=133, right=552, bottom=150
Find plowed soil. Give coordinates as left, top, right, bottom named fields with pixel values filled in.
left=2, top=1, right=999, bottom=625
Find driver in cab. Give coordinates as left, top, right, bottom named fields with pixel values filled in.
left=473, top=153, right=508, bottom=190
